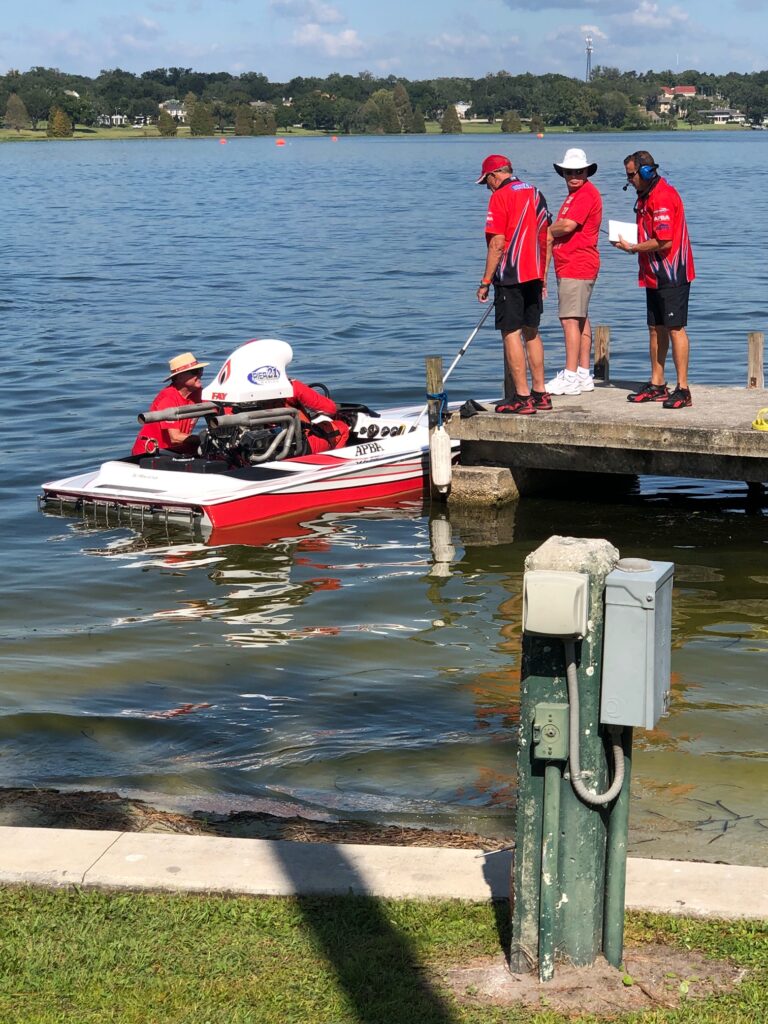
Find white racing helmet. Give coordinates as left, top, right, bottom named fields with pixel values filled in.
left=202, top=338, right=294, bottom=404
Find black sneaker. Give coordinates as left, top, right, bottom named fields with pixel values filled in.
left=531, top=389, right=553, bottom=411
left=495, top=394, right=536, bottom=415
left=662, top=386, right=692, bottom=409
left=627, top=382, right=669, bottom=404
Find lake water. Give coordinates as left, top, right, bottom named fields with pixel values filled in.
left=1, top=131, right=766, bottom=865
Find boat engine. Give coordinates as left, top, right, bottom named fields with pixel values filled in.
left=199, top=407, right=305, bottom=465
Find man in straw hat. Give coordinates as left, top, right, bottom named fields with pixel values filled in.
left=545, top=147, right=602, bottom=396
left=475, top=154, right=551, bottom=415
left=132, top=352, right=209, bottom=456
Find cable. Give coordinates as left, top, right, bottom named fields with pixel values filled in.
left=564, top=639, right=625, bottom=806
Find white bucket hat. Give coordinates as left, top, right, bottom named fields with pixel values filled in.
left=553, top=147, right=597, bottom=177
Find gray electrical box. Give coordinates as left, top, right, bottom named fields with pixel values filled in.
left=600, top=559, right=674, bottom=730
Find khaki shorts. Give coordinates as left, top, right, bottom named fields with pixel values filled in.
left=557, top=277, right=595, bottom=319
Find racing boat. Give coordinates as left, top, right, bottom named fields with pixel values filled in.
left=40, top=338, right=439, bottom=532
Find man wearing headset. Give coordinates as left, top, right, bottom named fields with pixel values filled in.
left=613, top=150, right=695, bottom=409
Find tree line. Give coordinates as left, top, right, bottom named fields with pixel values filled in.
left=2, top=65, right=768, bottom=135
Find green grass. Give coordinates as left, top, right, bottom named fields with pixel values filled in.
left=0, top=887, right=764, bottom=1023
left=0, top=125, right=326, bottom=143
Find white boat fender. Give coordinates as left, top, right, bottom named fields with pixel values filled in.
left=430, top=424, right=452, bottom=491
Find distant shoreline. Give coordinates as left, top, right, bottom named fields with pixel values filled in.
left=0, top=122, right=754, bottom=144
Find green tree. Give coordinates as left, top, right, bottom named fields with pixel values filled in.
left=500, top=109, right=522, bottom=133
left=596, top=90, right=630, bottom=128
left=407, top=106, right=426, bottom=133
left=182, top=91, right=198, bottom=122
left=46, top=107, right=72, bottom=137
left=440, top=104, right=462, bottom=133
left=370, top=89, right=400, bottom=133
left=351, top=97, right=383, bottom=134
left=272, top=102, right=294, bottom=129
left=529, top=113, right=545, bottom=133
left=19, top=87, right=50, bottom=129
left=189, top=101, right=215, bottom=136
left=252, top=108, right=276, bottom=135
left=157, top=108, right=178, bottom=136
left=4, top=92, right=30, bottom=131
left=234, top=105, right=254, bottom=135
left=392, top=82, right=413, bottom=132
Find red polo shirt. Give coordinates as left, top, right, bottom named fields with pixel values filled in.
left=132, top=384, right=202, bottom=456
left=635, top=177, right=695, bottom=289
left=552, top=179, right=602, bottom=280
left=485, top=177, right=551, bottom=285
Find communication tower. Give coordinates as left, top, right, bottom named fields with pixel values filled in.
left=585, top=35, right=593, bottom=82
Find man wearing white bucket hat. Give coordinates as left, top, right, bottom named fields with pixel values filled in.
left=545, top=148, right=602, bottom=396
left=132, top=351, right=209, bottom=456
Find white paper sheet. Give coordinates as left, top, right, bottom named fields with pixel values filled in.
left=608, top=220, right=638, bottom=244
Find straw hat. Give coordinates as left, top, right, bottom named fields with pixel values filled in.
left=553, top=148, right=597, bottom=177
left=165, top=352, right=209, bottom=381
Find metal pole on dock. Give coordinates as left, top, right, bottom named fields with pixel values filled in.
left=747, top=332, right=764, bottom=389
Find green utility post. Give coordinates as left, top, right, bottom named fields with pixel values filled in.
left=510, top=536, right=619, bottom=976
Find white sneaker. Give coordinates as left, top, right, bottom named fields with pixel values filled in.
left=546, top=370, right=582, bottom=395
left=577, top=371, right=595, bottom=392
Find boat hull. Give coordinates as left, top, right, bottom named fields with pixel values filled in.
left=40, top=408, right=437, bottom=530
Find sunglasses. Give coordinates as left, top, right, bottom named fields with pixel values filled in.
left=625, top=170, right=638, bottom=180
left=566, top=168, right=588, bottom=175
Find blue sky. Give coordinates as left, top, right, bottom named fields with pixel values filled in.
left=1, top=0, right=765, bottom=81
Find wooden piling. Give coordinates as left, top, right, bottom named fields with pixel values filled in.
left=748, top=332, right=764, bottom=389
left=594, top=325, right=610, bottom=382
left=426, top=355, right=446, bottom=498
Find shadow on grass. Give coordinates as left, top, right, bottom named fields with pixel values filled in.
left=274, top=842, right=459, bottom=1023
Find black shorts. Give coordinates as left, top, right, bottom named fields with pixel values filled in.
left=494, top=281, right=543, bottom=334
left=646, top=283, right=690, bottom=329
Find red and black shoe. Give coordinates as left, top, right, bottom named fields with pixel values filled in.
left=531, top=389, right=553, bottom=411
left=495, top=394, right=536, bottom=415
left=662, top=386, right=692, bottom=409
left=627, top=382, right=669, bottom=404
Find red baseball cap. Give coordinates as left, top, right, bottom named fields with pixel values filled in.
left=476, top=154, right=511, bottom=184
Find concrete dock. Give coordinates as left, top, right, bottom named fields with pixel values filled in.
left=446, top=381, right=768, bottom=504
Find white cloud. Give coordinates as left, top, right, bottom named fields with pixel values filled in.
left=629, top=0, right=688, bottom=29
left=270, top=0, right=344, bottom=24
left=427, top=32, right=497, bottom=55
left=502, top=0, right=624, bottom=10
left=292, top=23, right=365, bottom=58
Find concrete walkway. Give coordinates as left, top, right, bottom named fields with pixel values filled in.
left=1, top=826, right=766, bottom=919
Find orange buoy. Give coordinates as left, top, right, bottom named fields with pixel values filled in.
left=276, top=138, right=286, bottom=146
left=219, top=138, right=227, bottom=144
left=537, top=132, right=544, bottom=138
left=331, top=135, right=338, bottom=142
